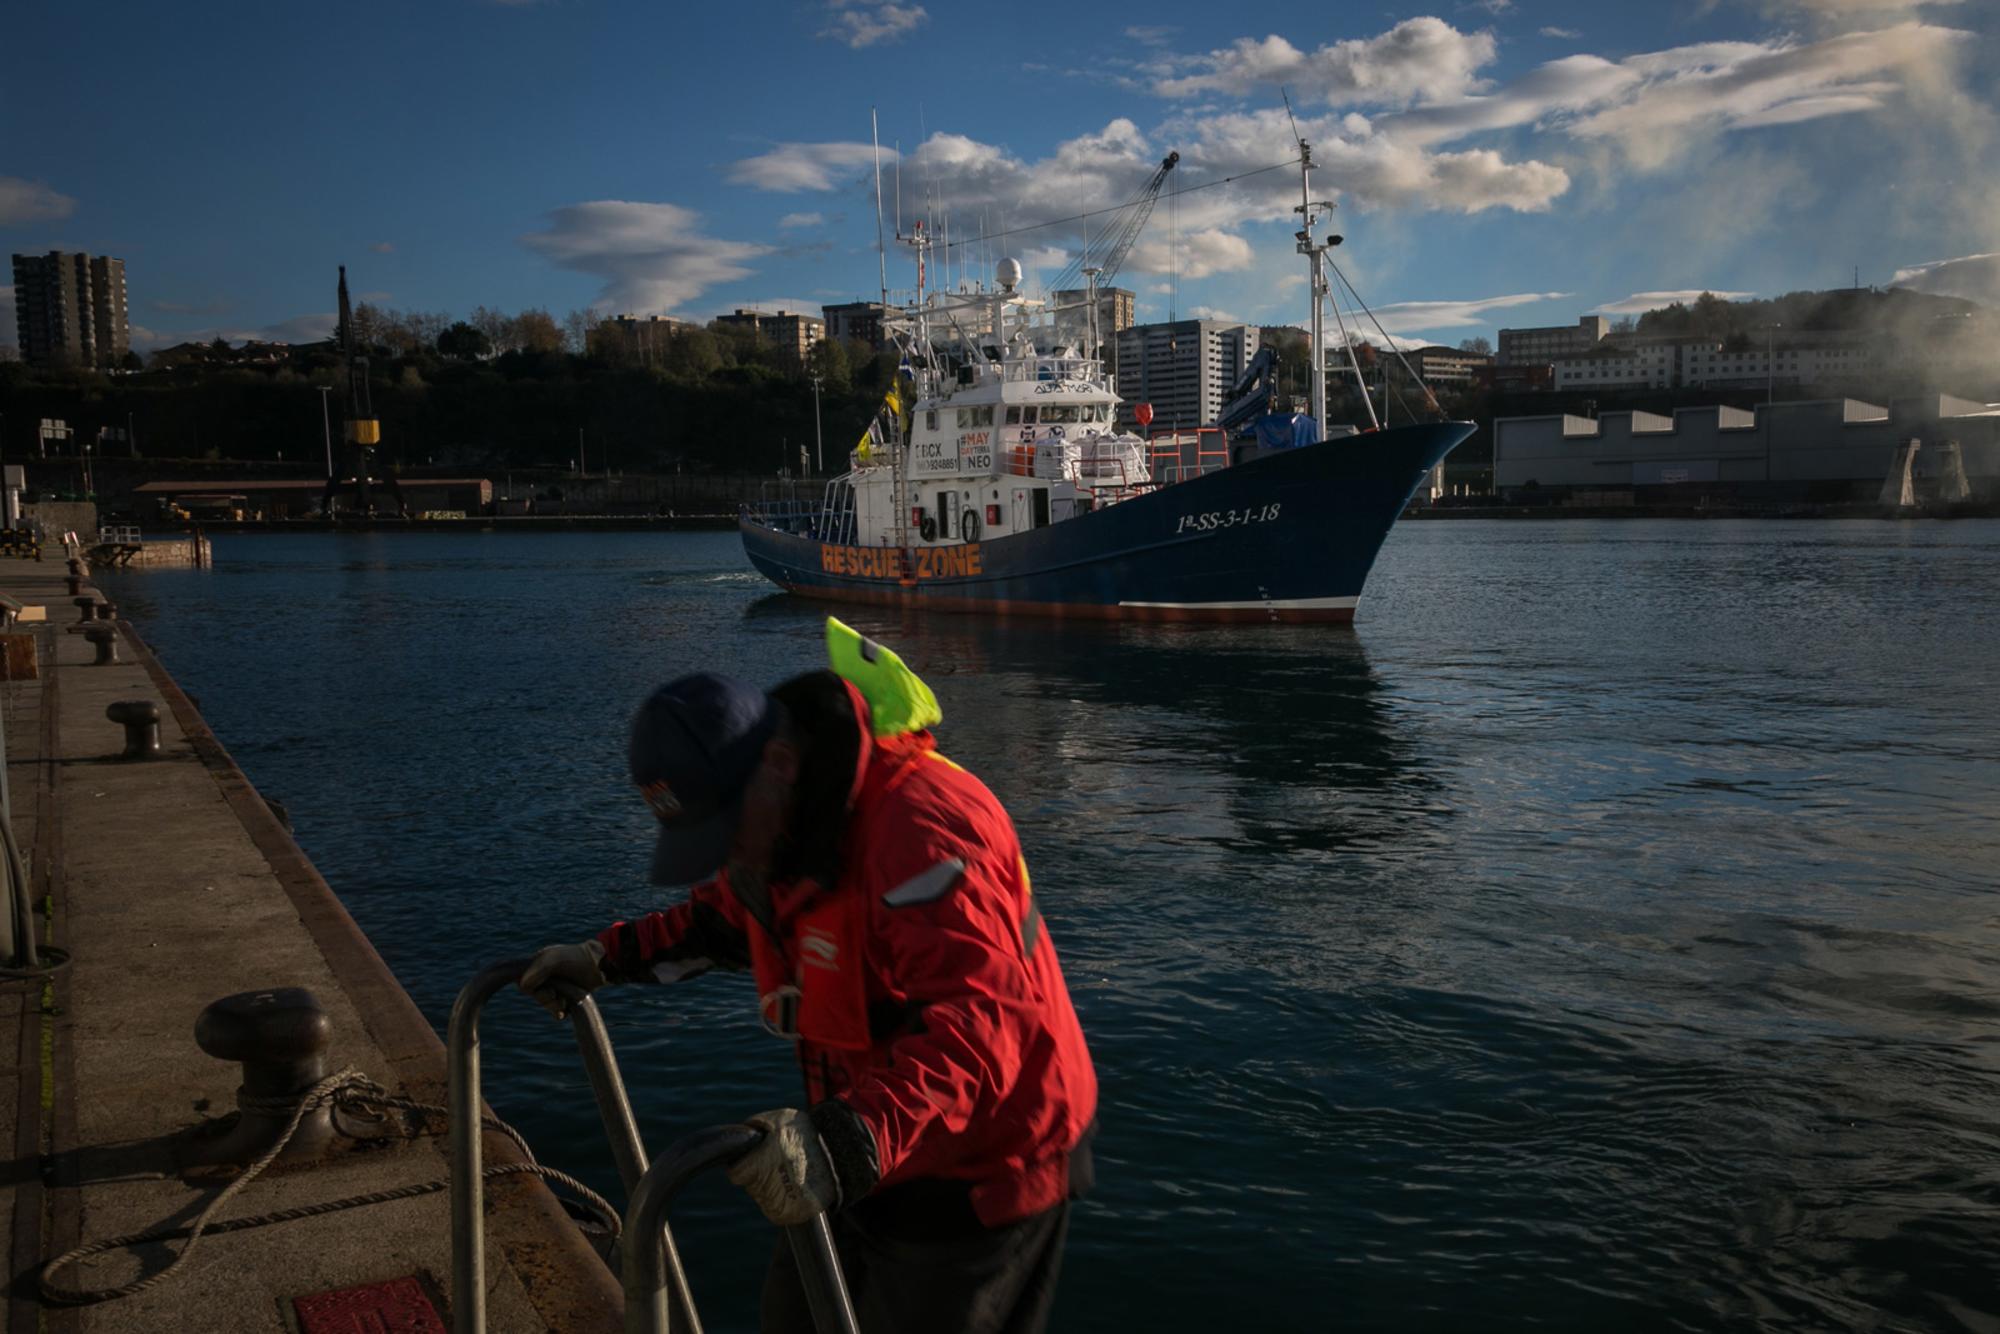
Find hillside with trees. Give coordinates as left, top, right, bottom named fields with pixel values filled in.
left=1633, top=287, right=1980, bottom=348
left=0, top=307, right=896, bottom=478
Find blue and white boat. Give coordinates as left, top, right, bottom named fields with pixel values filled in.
left=741, top=149, right=1473, bottom=624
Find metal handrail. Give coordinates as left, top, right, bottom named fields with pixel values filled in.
left=623, top=1126, right=860, bottom=1334
left=447, top=960, right=701, bottom=1334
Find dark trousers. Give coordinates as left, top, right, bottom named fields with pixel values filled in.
left=762, top=1182, right=1070, bottom=1334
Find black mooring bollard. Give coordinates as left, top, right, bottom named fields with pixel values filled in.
left=105, top=699, right=160, bottom=758
left=190, top=988, right=337, bottom=1165
left=96, top=602, right=117, bottom=621
left=65, top=575, right=85, bottom=598
left=72, top=596, right=98, bottom=624
left=83, top=623, right=119, bottom=665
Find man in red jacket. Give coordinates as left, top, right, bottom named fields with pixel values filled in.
left=521, top=632, right=1097, bottom=1334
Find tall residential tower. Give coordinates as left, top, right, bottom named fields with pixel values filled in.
left=10, top=251, right=130, bottom=368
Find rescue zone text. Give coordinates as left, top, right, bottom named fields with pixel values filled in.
left=820, top=542, right=987, bottom=579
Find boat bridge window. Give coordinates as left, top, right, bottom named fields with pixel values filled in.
left=957, top=406, right=994, bottom=428
left=1005, top=407, right=1021, bottom=425
left=926, top=411, right=938, bottom=431
left=1043, top=405, right=1080, bottom=424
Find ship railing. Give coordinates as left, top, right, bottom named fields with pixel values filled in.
left=1000, top=356, right=1101, bottom=384
left=816, top=477, right=858, bottom=546
left=740, top=498, right=832, bottom=540
left=448, top=960, right=859, bottom=1334
left=1148, top=428, right=1233, bottom=485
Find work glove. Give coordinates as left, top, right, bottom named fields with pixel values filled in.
left=519, top=939, right=608, bottom=1019
left=728, top=1108, right=840, bottom=1226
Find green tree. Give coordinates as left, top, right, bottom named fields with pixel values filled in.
left=438, top=321, right=492, bottom=360
left=664, top=329, right=723, bottom=380
left=808, top=335, right=852, bottom=392
left=469, top=305, right=511, bottom=355
left=514, top=308, right=563, bottom=354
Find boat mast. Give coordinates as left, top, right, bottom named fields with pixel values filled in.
left=1295, top=141, right=1327, bottom=435
left=1293, top=136, right=1376, bottom=434
left=872, top=109, right=889, bottom=308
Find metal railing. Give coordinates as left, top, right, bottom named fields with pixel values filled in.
left=447, top=960, right=858, bottom=1334
left=623, top=1127, right=858, bottom=1334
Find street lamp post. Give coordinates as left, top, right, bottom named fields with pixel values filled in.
left=808, top=372, right=824, bottom=474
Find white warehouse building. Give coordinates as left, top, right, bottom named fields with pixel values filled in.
left=1553, top=334, right=1893, bottom=394
left=1494, top=394, right=2000, bottom=500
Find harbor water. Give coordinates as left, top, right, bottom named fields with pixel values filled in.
left=104, top=521, right=2000, bottom=1332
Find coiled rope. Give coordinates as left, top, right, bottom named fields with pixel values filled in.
left=39, top=1068, right=621, bottom=1306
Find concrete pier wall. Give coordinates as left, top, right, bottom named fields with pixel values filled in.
left=0, top=560, right=621, bottom=1332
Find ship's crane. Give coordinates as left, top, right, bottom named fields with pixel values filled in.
left=1215, top=345, right=1283, bottom=436
left=1047, top=151, right=1178, bottom=297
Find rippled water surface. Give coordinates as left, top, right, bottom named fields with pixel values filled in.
left=104, top=521, right=2000, bottom=1332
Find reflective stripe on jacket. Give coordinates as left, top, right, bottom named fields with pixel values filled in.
left=596, top=722, right=1098, bottom=1227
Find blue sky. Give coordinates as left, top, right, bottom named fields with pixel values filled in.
left=5, top=0, right=1997, bottom=352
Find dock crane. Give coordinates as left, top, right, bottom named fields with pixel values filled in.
left=320, top=265, right=407, bottom=519
left=1046, top=151, right=1178, bottom=299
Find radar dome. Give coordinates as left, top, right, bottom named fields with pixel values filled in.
left=996, top=257, right=1023, bottom=291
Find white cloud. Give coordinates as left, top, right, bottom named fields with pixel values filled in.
left=1154, top=18, right=1498, bottom=107
left=1891, top=252, right=2000, bottom=304
left=778, top=211, right=825, bottom=229
left=729, top=142, right=889, bottom=192
left=1186, top=304, right=1247, bottom=323
left=1180, top=106, right=1571, bottom=214
left=520, top=201, right=770, bottom=314
left=1125, top=24, right=1177, bottom=46
left=0, top=177, right=77, bottom=226
left=1596, top=290, right=1758, bottom=315
left=1128, top=228, right=1255, bottom=279
left=822, top=0, right=927, bottom=49
left=1761, top=0, right=1964, bottom=16
left=1366, top=291, right=1571, bottom=333
left=1541, top=26, right=1582, bottom=39
left=1370, top=20, right=1972, bottom=172
left=1567, top=22, right=1972, bottom=167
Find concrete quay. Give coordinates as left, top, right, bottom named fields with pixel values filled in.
left=0, top=560, right=621, bottom=1331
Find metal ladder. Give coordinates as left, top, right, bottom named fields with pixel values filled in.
left=448, top=960, right=861, bottom=1334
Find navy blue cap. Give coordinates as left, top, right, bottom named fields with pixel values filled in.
left=629, top=673, right=779, bottom=886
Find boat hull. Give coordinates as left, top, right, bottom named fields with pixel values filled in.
left=740, top=420, right=1472, bottom=623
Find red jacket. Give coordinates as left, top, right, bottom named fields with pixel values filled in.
left=597, top=723, right=1098, bottom=1226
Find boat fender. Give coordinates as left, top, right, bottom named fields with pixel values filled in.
left=919, top=514, right=937, bottom=541
left=962, top=510, right=981, bottom=540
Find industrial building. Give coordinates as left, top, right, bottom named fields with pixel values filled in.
left=11, top=251, right=130, bottom=368
left=1493, top=394, right=2000, bottom=502
left=821, top=301, right=888, bottom=351
left=1552, top=332, right=1890, bottom=394
left=1112, top=319, right=1259, bottom=432
left=596, top=314, right=693, bottom=366
left=1051, top=286, right=1137, bottom=348
left=712, top=308, right=824, bottom=368
left=1395, top=345, right=1493, bottom=389
left=1498, top=315, right=1608, bottom=367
